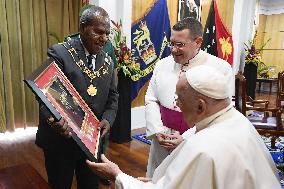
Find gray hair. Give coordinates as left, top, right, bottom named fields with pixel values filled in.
left=80, top=5, right=110, bottom=27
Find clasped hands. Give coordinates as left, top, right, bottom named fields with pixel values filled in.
left=46, top=117, right=110, bottom=138
left=156, top=131, right=183, bottom=151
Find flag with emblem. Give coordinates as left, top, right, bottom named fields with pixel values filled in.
left=201, top=0, right=233, bottom=65
left=131, top=0, right=171, bottom=103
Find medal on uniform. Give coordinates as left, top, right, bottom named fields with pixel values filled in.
left=64, top=49, right=111, bottom=97
left=87, top=84, right=97, bottom=96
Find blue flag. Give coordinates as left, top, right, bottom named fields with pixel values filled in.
left=131, top=0, right=171, bottom=101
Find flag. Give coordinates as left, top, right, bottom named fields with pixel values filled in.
left=201, top=0, right=233, bottom=65
left=131, top=0, right=171, bottom=102
left=178, top=0, right=201, bottom=21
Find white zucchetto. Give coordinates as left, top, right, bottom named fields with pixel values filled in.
left=185, top=65, right=230, bottom=99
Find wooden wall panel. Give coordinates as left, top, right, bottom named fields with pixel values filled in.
left=261, top=51, right=284, bottom=77
left=255, top=15, right=267, bottom=48
left=257, top=13, right=284, bottom=74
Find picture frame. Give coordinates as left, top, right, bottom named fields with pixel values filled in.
left=24, top=58, right=101, bottom=162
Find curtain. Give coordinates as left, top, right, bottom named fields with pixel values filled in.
left=0, top=0, right=83, bottom=132
left=46, top=0, right=82, bottom=44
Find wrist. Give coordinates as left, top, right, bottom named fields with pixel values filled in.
left=46, top=117, right=54, bottom=126
left=114, top=170, right=123, bottom=181
left=102, top=118, right=110, bottom=124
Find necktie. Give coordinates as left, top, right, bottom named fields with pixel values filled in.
left=87, top=55, right=93, bottom=70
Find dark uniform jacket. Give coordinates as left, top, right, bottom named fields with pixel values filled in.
left=36, top=36, right=119, bottom=150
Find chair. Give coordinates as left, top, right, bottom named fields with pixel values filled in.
left=276, top=71, right=284, bottom=109
left=235, top=72, right=270, bottom=117
left=235, top=72, right=284, bottom=149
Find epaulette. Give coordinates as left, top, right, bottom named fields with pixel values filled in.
left=64, top=33, right=79, bottom=42
left=104, top=52, right=112, bottom=65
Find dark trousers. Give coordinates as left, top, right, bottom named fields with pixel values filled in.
left=43, top=143, right=99, bottom=189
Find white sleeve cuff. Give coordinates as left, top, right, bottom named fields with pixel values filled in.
left=115, top=172, right=131, bottom=189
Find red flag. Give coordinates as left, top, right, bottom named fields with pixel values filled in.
left=201, top=0, right=233, bottom=65
left=214, top=0, right=234, bottom=65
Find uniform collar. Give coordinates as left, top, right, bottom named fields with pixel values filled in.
left=79, top=35, right=97, bottom=59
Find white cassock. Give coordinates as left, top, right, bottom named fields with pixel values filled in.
left=145, top=50, right=234, bottom=177
left=116, top=105, right=282, bottom=189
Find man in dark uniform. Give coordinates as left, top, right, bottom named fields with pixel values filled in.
left=36, top=5, right=118, bottom=189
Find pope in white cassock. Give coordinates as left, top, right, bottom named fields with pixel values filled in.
left=145, top=17, right=234, bottom=177
left=87, top=65, right=281, bottom=189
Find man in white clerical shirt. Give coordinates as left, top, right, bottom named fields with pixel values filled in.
left=144, top=17, right=233, bottom=177
left=86, top=65, right=281, bottom=189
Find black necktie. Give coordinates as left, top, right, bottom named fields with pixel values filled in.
left=87, top=55, right=93, bottom=70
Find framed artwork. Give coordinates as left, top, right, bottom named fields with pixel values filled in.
left=24, top=58, right=101, bottom=161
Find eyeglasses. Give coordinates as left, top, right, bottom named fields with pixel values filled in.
left=168, top=41, right=193, bottom=49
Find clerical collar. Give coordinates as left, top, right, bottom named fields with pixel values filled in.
left=195, top=104, right=233, bottom=133
left=187, top=49, right=203, bottom=65
left=174, top=50, right=204, bottom=70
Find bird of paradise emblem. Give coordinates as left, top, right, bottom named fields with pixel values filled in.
left=219, top=37, right=232, bottom=61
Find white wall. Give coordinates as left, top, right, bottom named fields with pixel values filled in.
left=131, top=107, right=146, bottom=130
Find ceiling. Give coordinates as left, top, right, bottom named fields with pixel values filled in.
left=260, top=0, right=284, bottom=7
left=259, top=0, right=284, bottom=15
